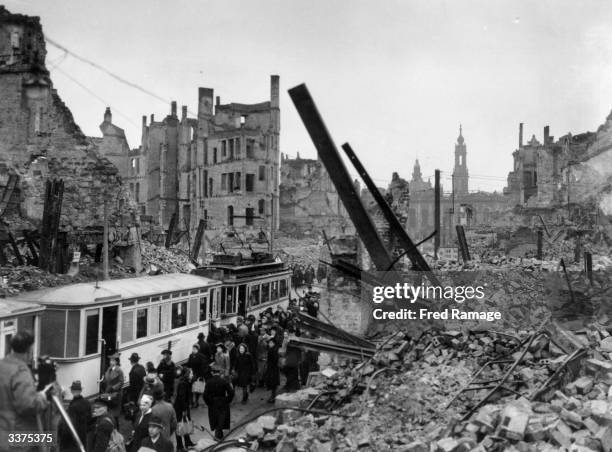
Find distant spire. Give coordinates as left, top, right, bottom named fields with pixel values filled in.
left=104, top=107, right=112, bottom=123
left=457, top=124, right=464, bottom=145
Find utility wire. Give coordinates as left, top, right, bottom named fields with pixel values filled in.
left=46, top=36, right=171, bottom=106
left=53, top=66, right=139, bottom=127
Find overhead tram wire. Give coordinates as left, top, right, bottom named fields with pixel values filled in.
left=45, top=37, right=198, bottom=117
left=53, top=66, right=139, bottom=127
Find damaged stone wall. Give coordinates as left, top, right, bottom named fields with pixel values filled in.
left=279, top=153, right=351, bottom=237
left=0, top=7, right=134, bottom=231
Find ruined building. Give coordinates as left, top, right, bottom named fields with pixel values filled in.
left=0, top=7, right=132, bottom=232
left=137, top=76, right=280, bottom=248
left=278, top=152, right=350, bottom=236
left=504, top=112, right=612, bottom=220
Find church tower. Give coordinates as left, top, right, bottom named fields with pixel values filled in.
left=453, top=125, right=469, bottom=195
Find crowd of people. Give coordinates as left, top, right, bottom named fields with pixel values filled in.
left=0, top=303, right=321, bottom=452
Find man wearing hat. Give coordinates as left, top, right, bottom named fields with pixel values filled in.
left=102, top=352, right=124, bottom=427
left=203, top=363, right=235, bottom=440
left=87, top=395, right=115, bottom=452
left=128, top=352, right=146, bottom=404
left=157, top=349, right=176, bottom=401
left=139, top=415, right=173, bottom=452
left=58, top=380, right=91, bottom=452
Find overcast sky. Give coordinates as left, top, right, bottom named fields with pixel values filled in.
left=6, top=0, right=612, bottom=191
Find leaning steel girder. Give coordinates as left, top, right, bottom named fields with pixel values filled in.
left=288, top=84, right=396, bottom=272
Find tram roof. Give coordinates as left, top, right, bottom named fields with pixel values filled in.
left=0, top=298, right=45, bottom=320
left=6, top=273, right=220, bottom=307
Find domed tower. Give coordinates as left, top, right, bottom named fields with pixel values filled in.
left=453, top=125, right=469, bottom=195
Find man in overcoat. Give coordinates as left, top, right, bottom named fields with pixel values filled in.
left=203, top=364, right=235, bottom=440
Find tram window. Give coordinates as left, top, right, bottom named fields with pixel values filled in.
left=271, top=281, right=279, bottom=301
left=160, top=305, right=171, bottom=332
left=250, top=285, right=260, bottom=307
left=162, top=294, right=170, bottom=300
left=222, top=287, right=235, bottom=314
left=199, top=297, right=207, bottom=321
left=136, top=309, right=148, bottom=338
left=280, top=279, right=288, bottom=297
left=66, top=310, right=80, bottom=358
left=85, top=309, right=100, bottom=355
left=220, top=287, right=227, bottom=314
left=150, top=305, right=160, bottom=335
left=41, top=310, right=66, bottom=358
left=188, top=299, right=198, bottom=324
left=238, top=285, right=246, bottom=306
left=261, top=283, right=270, bottom=303
left=172, top=302, right=187, bottom=329
left=137, top=298, right=149, bottom=305
left=121, top=311, right=134, bottom=343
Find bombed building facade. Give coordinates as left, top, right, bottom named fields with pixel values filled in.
left=137, top=76, right=281, bottom=248
left=504, top=113, right=612, bottom=222
left=0, top=7, right=133, bottom=234
left=279, top=152, right=351, bottom=236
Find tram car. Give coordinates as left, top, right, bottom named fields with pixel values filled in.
left=7, top=273, right=221, bottom=398
left=4, top=251, right=291, bottom=398
left=191, top=250, right=292, bottom=321
left=0, top=298, right=44, bottom=359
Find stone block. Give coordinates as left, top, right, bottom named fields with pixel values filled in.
left=499, top=405, right=529, bottom=441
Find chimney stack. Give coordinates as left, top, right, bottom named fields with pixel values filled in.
left=519, top=123, right=523, bottom=148
left=216, top=96, right=220, bottom=106
left=544, top=125, right=550, bottom=145
left=142, top=115, right=147, bottom=127
left=150, top=114, right=155, bottom=123
left=270, top=75, right=280, bottom=109
left=171, top=101, right=177, bottom=117
left=181, top=106, right=187, bottom=121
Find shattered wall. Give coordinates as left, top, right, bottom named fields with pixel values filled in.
left=279, top=153, right=351, bottom=237
left=0, top=7, right=133, bottom=231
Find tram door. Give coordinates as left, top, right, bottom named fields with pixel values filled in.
left=101, top=306, right=118, bottom=366
left=237, top=285, right=247, bottom=317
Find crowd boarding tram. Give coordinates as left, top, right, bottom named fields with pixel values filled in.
left=192, top=251, right=292, bottom=322
left=6, top=273, right=221, bottom=398
left=4, top=252, right=292, bottom=398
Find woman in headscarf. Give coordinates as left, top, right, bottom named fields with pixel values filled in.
left=233, top=343, right=255, bottom=404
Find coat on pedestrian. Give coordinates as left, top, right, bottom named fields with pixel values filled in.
left=129, top=408, right=152, bottom=452
left=128, top=362, right=146, bottom=403
left=186, top=349, right=209, bottom=381
left=173, top=372, right=192, bottom=420
left=0, top=353, right=49, bottom=449
left=58, top=394, right=91, bottom=452
left=156, top=357, right=176, bottom=399
left=151, top=399, right=177, bottom=438
left=265, top=344, right=281, bottom=389
left=233, top=344, right=254, bottom=388
left=214, top=346, right=231, bottom=379
left=87, top=414, right=114, bottom=452
left=203, top=374, right=235, bottom=431
left=103, top=362, right=124, bottom=417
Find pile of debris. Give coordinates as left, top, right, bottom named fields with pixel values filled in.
left=198, top=320, right=612, bottom=451
left=140, top=240, right=195, bottom=273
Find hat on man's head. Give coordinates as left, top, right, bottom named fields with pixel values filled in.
left=93, top=394, right=112, bottom=408
left=210, top=363, right=222, bottom=374
left=129, top=352, right=140, bottom=362
left=109, top=352, right=120, bottom=360
left=161, top=349, right=172, bottom=356
left=70, top=380, right=82, bottom=391
left=148, top=415, right=164, bottom=429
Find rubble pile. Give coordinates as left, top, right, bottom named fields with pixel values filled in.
left=274, top=236, right=323, bottom=269
left=210, top=322, right=612, bottom=452
left=139, top=240, right=195, bottom=273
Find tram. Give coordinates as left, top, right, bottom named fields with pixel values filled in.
left=7, top=273, right=220, bottom=398
left=4, top=251, right=292, bottom=398
left=192, top=251, right=292, bottom=322
left=0, top=298, right=44, bottom=360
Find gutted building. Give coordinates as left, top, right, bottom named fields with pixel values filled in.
left=138, top=76, right=280, bottom=250
left=0, top=6, right=132, bottom=231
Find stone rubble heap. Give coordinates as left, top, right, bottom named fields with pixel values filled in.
left=195, top=321, right=612, bottom=451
